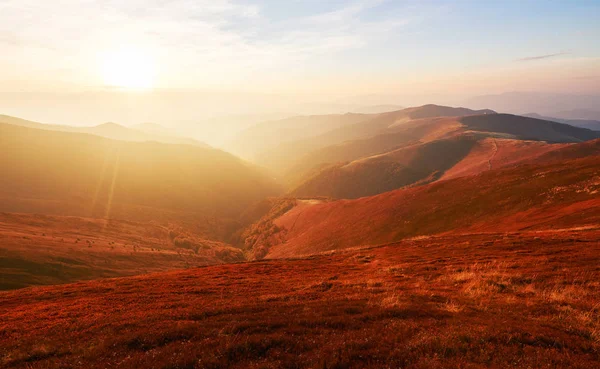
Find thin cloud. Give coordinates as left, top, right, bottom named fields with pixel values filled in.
left=516, top=52, right=570, bottom=62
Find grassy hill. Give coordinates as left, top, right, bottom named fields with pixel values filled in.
left=287, top=113, right=599, bottom=198
left=242, top=139, right=600, bottom=259
left=0, top=123, right=281, bottom=222
left=0, top=212, right=244, bottom=290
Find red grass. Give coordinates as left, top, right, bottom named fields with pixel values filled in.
left=253, top=144, right=600, bottom=258
left=0, top=212, right=244, bottom=290
left=1, top=230, right=599, bottom=368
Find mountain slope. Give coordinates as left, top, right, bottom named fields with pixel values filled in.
left=292, top=134, right=478, bottom=199
left=243, top=139, right=600, bottom=259
left=0, top=123, right=281, bottom=222
left=2, top=229, right=599, bottom=368
left=227, top=113, right=370, bottom=160
left=0, top=212, right=244, bottom=290
left=249, top=105, right=496, bottom=176
left=0, top=114, right=205, bottom=146
left=460, top=114, right=600, bottom=142
left=287, top=113, right=599, bottom=198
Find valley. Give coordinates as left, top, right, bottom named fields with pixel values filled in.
left=1, top=103, right=599, bottom=369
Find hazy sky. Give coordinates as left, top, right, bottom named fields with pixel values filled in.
left=1, top=0, right=599, bottom=126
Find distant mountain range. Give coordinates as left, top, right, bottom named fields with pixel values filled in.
left=0, top=114, right=207, bottom=147
left=523, top=113, right=600, bottom=131
left=465, top=92, right=600, bottom=118
left=228, top=104, right=599, bottom=201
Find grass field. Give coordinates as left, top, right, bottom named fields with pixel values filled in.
left=0, top=212, right=244, bottom=290
left=1, top=229, right=598, bottom=368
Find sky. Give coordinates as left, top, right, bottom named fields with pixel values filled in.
left=0, top=0, right=599, bottom=128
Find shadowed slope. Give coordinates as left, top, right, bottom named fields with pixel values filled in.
left=461, top=114, right=600, bottom=142
left=292, top=134, right=479, bottom=199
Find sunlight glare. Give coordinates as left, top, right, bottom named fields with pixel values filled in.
left=101, top=47, right=157, bottom=90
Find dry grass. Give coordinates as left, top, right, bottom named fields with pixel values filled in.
left=0, top=212, right=244, bottom=290
left=1, top=230, right=599, bottom=368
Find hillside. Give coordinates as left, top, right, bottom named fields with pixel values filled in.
left=1, top=229, right=598, bottom=368
left=439, top=137, right=568, bottom=180
left=292, top=136, right=569, bottom=199
left=0, top=114, right=205, bottom=146
left=292, top=134, right=478, bottom=199
left=0, top=212, right=244, bottom=290
left=242, top=140, right=600, bottom=259
left=227, top=113, right=370, bottom=160
left=247, top=105, right=496, bottom=176
left=460, top=114, right=600, bottom=142
left=0, top=123, right=281, bottom=222
left=288, top=113, right=597, bottom=198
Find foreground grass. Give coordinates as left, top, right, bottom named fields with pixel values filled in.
left=1, top=230, right=599, bottom=368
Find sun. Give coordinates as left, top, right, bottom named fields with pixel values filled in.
left=101, top=47, right=157, bottom=90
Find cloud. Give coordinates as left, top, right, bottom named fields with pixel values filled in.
left=516, top=52, right=570, bottom=62
left=0, top=0, right=417, bottom=86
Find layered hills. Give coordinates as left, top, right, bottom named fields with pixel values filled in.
left=0, top=114, right=204, bottom=146
left=288, top=111, right=599, bottom=199
left=242, top=139, right=600, bottom=259
left=0, top=123, right=280, bottom=222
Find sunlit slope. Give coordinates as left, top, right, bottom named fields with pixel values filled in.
left=0, top=123, right=281, bottom=221
left=243, top=140, right=600, bottom=259
left=2, top=229, right=599, bottom=368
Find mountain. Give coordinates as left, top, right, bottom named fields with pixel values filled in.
left=524, top=113, right=600, bottom=131
left=130, top=122, right=173, bottom=135
left=291, top=134, right=568, bottom=199
left=551, top=109, right=600, bottom=121
left=287, top=113, right=598, bottom=198
left=227, top=113, right=370, bottom=160
left=351, top=104, right=404, bottom=114
left=465, top=92, right=600, bottom=115
left=0, top=114, right=206, bottom=146
left=0, top=123, right=281, bottom=223
left=460, top=114, right=600, bottom=142
left=251, top=105, right=496, bottom=178
left=242, top=139, right=600, bottom=259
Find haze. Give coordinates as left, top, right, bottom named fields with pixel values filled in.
left=1, top=0, right=599, bottom=145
